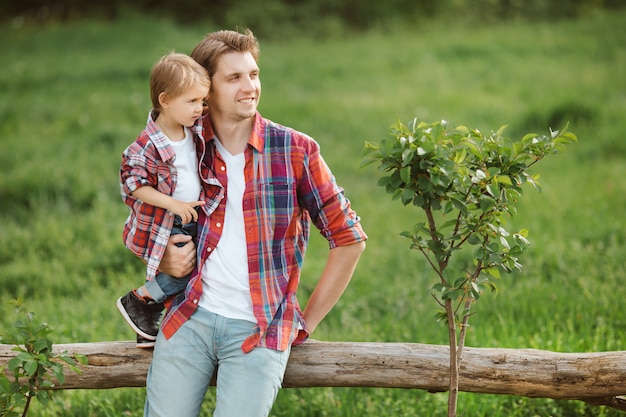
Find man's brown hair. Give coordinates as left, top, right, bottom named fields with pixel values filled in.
left=190, top=29, right=260, bottom=78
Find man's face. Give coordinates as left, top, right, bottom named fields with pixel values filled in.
left=208, top=51, right=261, bottom=122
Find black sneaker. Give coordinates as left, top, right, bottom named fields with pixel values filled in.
left=136, top=334, right=156, bottom=349
left=116, top=291, right=164, bottom=341
left=134, top=304, right=163, bottom=349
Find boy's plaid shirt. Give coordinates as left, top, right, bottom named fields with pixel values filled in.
left=120, top=111, right=205, bottom=282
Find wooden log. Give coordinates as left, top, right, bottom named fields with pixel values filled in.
left=1, top=340, right=625, bottom=411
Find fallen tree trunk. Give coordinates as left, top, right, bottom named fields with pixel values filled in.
left=1, top=340, right=625, bottom=411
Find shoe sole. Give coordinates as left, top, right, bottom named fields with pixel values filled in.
left=116, top=297, right=158, bottom=341
left=136, top=341, right=156, bottom=349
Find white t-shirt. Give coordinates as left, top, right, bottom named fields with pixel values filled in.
left=199, top=139, right=255, bottom=323
left=166, top=127, right=201, bottom=202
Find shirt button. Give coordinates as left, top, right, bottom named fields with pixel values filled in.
left=216, top=222, right=222, bottom=228
left=193, top=299, right=198, bottom=304
left=220, top=166, right=226, bottom=171
left=207, top=247, right=212, bottom=252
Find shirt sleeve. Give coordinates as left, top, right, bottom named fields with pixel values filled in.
left=297, top=136, right=367, bottom=248
left=120, top=142, right=153, bottom=197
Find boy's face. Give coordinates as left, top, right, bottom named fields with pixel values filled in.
left=207, top=51, right=261, bottom=122
left=163, top=83, right=209, bottom=127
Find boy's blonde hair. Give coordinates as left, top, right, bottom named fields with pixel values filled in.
left=150, top=52, right=211, bottom=110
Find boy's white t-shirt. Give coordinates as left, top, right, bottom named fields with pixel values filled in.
left=199, top=139, right=255, bottom=323
left=166, top=127, right=201, bottom=202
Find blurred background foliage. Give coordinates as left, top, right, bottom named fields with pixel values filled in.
left=2, top=0, right=625, bottom=39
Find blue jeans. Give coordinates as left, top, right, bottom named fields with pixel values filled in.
left=144, top=217, right=197, bottom=303
left=144, top=270, right=188, bottom=303
left=144, top=307, right=291, bottom=417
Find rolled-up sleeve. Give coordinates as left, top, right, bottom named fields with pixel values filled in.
left=298, top=139, right=367, bottom=248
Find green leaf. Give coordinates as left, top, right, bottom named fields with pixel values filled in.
left=23, top=359, right=38, bottom=377
left=401, top=148, right=414, bottom=165
left=376, top=176, right=390, bottom=187
left=479, top=195, right=496, bottom=211
left=468, top=234, right=482, bottom=245
left=37, top=391, right=50, bottom=406
left=34, top=339, right=51, bottom=354
left=434, top=310, right=448, bottom=324
left=484, top=281, right=499, bottom=293
left=494, top=124, right=509, bottom=138
left=513, top=232, right=531, bottom=248
left=527, top=174, right=542, bottom=192
left=359, top=158, right=377, bottom=169
left=399, top=230, right=412, bottom=239
left=412, top=194, right=425, bottom=207
left=470, top=282, right=481, bottom=299
left=401, top=188, right=414, bottom=205
left=400, top=166, right=411, bottom=184
left=74, top=354, right=88, bottom=366
left=485, top=267, right=501, bottom=278
left=40, top=379, right=55, bottom=388
left=494, top=175, right=513, bottom=186
left=453, top=148, right=467, bottom=164
left=362, top=141, right=379, bottom=152
left=7, top=357, right=22, bottom=372
left=441, top=287, right=462, bottom=300
left=453, top=277, right=467, bottom=288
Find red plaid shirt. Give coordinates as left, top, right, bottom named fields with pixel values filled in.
left=160, top=113, right=367, bottom=352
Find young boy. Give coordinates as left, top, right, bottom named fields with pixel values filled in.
left=117, top=52, right=210, bottom=348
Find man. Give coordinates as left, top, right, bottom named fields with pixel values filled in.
left=144, top=29, right=367, bottom=417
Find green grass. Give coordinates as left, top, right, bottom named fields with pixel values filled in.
left=1, top=10, right=625, bottom=416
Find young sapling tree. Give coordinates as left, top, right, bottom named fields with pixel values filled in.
left=362, top=118, right=577, bottom=417
left=0, top=300, right=87, bottom=417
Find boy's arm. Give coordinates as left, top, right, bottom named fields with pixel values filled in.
left=132, top=185, right=175, bottom=211
left=132, top=186, right=204, bottom=224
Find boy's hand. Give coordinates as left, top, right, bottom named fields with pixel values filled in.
left=168, top=200, right=205, bottom=224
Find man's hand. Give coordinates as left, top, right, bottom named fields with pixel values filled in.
left=158, top=234, right=196, bottom=278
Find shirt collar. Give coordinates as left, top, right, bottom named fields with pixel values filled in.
left=146, top=109, right=175, bottom=162
left=146, top=109, right=205, bottom=161
left=203, top=112, right=266, bottom=153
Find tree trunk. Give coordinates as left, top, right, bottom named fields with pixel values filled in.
left=1, top=340, right=625, bottom=411
left=445, top=299, right=459, bottom=417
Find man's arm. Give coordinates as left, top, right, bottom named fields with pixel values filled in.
left=158, top=234, right=196, bottom=278
left=302, top=241, right=366, bottom=334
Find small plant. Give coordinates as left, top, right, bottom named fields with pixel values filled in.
left=362, top=118, right=576, bottom=417
left=0, top=300, right=87, bottom=417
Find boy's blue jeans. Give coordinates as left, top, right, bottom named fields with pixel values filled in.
left=144, top=307, right=291, bottom=417
left=144, top=216, right=197, bottom=303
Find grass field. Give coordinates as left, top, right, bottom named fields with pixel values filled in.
left=1, top=10, right=625, bottom=416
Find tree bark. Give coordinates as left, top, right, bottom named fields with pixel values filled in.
left=445, top=299, right=459, bottom=417
left=1, top=340, right=625, bottom=411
